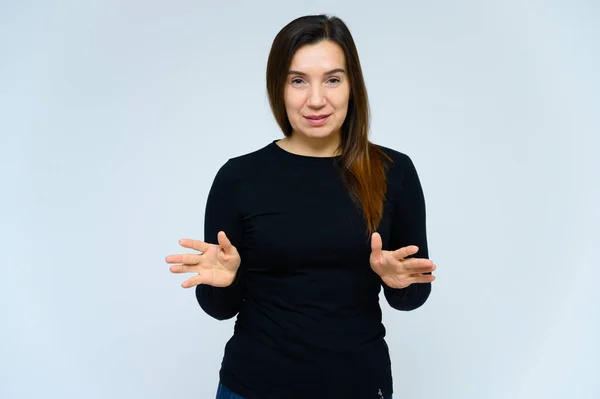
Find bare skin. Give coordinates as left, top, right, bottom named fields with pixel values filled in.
left=370, top=232, right=436, bottom=289
left=168, top=41, right=435, bottom=288
left=167, top=231, right=435, bottom=289
left=166, top=231, right=241, bottom=288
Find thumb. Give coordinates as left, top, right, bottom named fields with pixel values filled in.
left=217, top=231, right=234, bottom=253
left=371, top=232, right=382, bottom=259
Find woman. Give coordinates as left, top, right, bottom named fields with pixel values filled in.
left=166, top=14, right=436, bottom=399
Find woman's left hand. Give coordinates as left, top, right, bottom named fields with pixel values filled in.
left=370, top=232, right=436, bottom=289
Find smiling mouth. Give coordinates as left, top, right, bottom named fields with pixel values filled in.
left=304, top=114, right=331, bottom=126
left=304, top=114, right=331, bottom=120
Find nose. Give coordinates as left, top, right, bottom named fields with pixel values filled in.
left=307, top=85, right=326, bottom=108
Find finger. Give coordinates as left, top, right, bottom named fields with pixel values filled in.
left=165, top=253, right=202, bottom=265
left=217, top=231, right=234, bottom=253
left=178, top=238, right=211, bottom=253
left=408, top=265, right=436, bottom=274
left=181, top=274, right=205, bottom=289
left=395, top=245, right=419, bottom=259
left=393, top=245, right=419, bottom=260
left=370, top=232, right=383, bottom=259
left=402, top=258, right=436, bottom=271
left=408, top=273, right=436, bottom=284
left=169, top=264, right=197, bottom=274
left=401, top=264, right=436, bottom=274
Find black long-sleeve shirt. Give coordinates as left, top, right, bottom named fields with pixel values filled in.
left=196, top=140, right=431, bottom=399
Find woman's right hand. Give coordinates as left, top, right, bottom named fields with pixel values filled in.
left=166, top=231, right=241, bottom=288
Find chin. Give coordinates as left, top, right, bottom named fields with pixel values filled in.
left=301, top=129, right=337, bottom=139
left=301, top=122, right=342, bottom=137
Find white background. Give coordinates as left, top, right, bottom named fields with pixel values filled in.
left=1, top=1, right=598, bottom=398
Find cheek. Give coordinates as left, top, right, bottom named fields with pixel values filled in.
left=332, top=86, right=350, bottom=108
left=284, top=91, right=304, bottom=113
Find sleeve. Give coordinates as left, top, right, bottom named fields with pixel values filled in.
left=195, top=160, right=245, bottom=320
left=382, top=154, right=432, bottom=311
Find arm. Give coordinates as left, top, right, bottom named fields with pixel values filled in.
left=195, top=160, right=245, bottom=320
left=382, top=154, right=432, bottom=311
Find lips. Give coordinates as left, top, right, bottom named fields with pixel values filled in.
left=304, top=114, right=331, bottom=126
left=304, top=114, right=330, bottom=120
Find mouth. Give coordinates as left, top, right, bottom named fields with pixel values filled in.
left=304, top=114, right=331, bottom=126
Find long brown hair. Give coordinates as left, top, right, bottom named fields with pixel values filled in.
left=266, top=14, right=392, bottom=236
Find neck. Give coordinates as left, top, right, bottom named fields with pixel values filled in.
left=279, top=131, right=342, bottom=157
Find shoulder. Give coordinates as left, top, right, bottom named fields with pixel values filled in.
left=372, top=143, right=425, bottom=198
left=372, top=143, right=416, bottom=173
left=214, top=142, right=274, bottom=180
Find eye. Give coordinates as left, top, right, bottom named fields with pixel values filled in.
left=291, top=78, right=305, bottom=85
left=327, top=77, right=341, bottom=84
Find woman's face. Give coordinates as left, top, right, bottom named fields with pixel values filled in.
left=284, top=40, right=350, bottom=142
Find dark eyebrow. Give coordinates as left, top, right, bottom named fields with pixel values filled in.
left=288, top=68, right=346, bottom=76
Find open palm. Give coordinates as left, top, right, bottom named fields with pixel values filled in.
left=370, top=232, right=436, bottom=289
left=166, top=231, right=241, bottom=288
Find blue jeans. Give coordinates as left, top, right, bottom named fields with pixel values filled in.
left=216, top=381, right=392, bottom=398
left=216, top=381, right=246, bottom=399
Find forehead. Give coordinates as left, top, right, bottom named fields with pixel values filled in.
left=289, top=40, right=346, bottom=72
